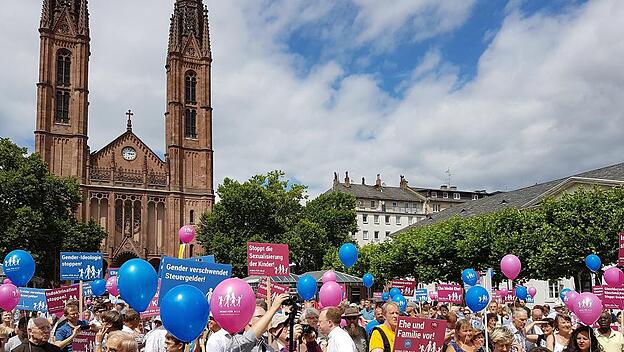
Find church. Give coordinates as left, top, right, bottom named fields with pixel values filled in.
left=33, top=0, right=215, bottom=269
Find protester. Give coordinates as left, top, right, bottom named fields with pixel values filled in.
left=164, top=333, right=184, bottom=352
left=446, top=319, right=476, bottom=352
left=268, top=313, right=302, bottom=352
left=205, top=317, right=228, bottom=352
left=547, top=315, right=572, bottom=352
left=115, top=302, right=127, bottom=314
left=105, top=331, right=138, bottom=352
left=438, top=305, right=450, bottom=320
left=490, top=327, right=514, bottom=352
left=487, top=313, right=498, bottom=334
left=365, top=307, right=384, bottom=336
left=361, top=301, right=375, bottom=322
left=54, top=303, right=89, bottom=352
left=342, top=307, right=368, bottom=352
left=473, top=329, right=485, bottom=352
left=369, top=302, right=399, bottom=352
left=0, top=312, right=14, bottom=336
left=563, top=325, right=602, bottom=352
left=13, top=318, right=61, bottom=352
left=122, top=309, right=144, bottom=348
left=596, top=311, right=624, bottom=352
left=4, top=318, right=27, bottom=352
left=143, top=316, right=166, bottom=352
left=316, top=307, right=356, bottom=352
left=506, top=308, right=532, bottom=352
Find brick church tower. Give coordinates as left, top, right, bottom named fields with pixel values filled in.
left=34, top=0, right=215, bottom=269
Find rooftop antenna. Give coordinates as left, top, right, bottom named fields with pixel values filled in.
left=445, top=168, right=453, bottom=187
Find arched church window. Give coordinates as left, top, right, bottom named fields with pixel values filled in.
left=185, top=109, right=197, bottom=138
left=55, top=90, right=70, bottom=123
left=185, top=71, right=197, bottom=103
left=189, top=210, right=195, bottom=224
left=56, top=49, right=71, bottom=87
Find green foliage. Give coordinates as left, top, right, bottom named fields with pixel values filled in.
left=197, top=171, right=358, bottom=277
left=0, top=138, right=107, bottom=285
left=334, top=186, right=624, bottom=286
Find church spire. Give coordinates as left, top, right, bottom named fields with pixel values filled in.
left=167, top=0, right=211, bottom=58
left=77, top=0, right=89, bottom=36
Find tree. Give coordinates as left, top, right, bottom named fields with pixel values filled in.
left=0, top=138, right=107, bottom=286
left=196, top=171, right=358, bottom=277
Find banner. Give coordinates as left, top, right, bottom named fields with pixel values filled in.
left=158, top=256, right=231, bottom=305
left=140, top=283, right=161, bottom=319
left=602, top=286, right=624, bottom=309
left=436, top=284, right=463, bottom=304
left=619, top=232, right=624, bottom=266
left=373, top=292, right=383, bottom=301
left=72, top=330, right=96, bottom=352
left=17, top=288, right=48, bottom=312
left=107, top=268, right=119, bottom=278
left=46, top=284, right=80, bottom=317
left=593, top=285, right=604, bottom=301
left=414, top=288, right=428, bottom=303
left=394, top=317, right=447, bottom=352
left=60, top=252, right=103, bottom=280
left=247, top=242, right=289, bottom=276
left=392, top=279, right=416, bottom=297
left=256, top=278, right=290, bottom=301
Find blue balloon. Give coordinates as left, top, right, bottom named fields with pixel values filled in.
left=381, top=292, right=390, bottom=301
left=389, top=287, right=402, bottom=298
left=515, top=286, right=528, bottom=300
left=462, top=268, right=478, bottom=286
left=392, top=294, right=407, bottom=313
left=560, top=288, right=571, bottom=302
left=297, top=274, right=318, bottom=300
left=3, top=250, right=35, bottom=287
left=363, top=273, right=374, bottom=288
left=585, top=254, right=601, bottom=272
left=161, top=285, right=209, bottom=343
left=118, top=259, right=158, bottom=312
left=339, top=243, right=358, bottom=268
left=465, top=286, right=489, bottom=312
left=90, top=279, right=107, bottom=296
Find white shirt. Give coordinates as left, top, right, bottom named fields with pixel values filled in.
left=205, top=328, right=230, bottom=352
left=143, top=326, right=167, bottom=352
left=327, top=327, right=357, bottom=352
left=4, top=335, right=26, bottom=352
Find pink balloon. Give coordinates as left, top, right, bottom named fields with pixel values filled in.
left=106, top=276, right=119, bottom=296
left=604, top=267, right=624, bottom=287
left=3, top=279, right=11, bottom=285
left=528, top=287, right=537, bottom=297
left=319, top=281, right=343, bottom=307
left=179, top=225, right=196, bottom=244
left=574, top=292, right=603, bottom=325
left=322, top=271, right=337, bottom=284
left=0, top=283, right=21, bottom=311
left=210, top=278, right=255, bottom=334
left=565, top=290, right=580, bottom=310
left=500, top=254, right=521, bottom=280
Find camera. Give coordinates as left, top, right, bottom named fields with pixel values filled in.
left=301, top=324, right=317, bottom=336
left=282, top=296, right=300, bottom=308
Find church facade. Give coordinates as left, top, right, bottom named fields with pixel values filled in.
left=33, top=0, right=215, bottom=269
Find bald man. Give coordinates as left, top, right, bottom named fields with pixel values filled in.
left=13, top=318, right=62, bottom=352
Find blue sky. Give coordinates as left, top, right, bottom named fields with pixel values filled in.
left=0, top=0, right=622, bottom=197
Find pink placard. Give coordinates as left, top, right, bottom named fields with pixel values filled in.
left=45, top=284, right=80, bottom=318
left=437, top=284, right=463, bottom=304
left=593, top=285, right=604, bottom=301
left=256, top=278, right=290, bottom=300
left=394, top=317, right=447, bottom=352
left=373, top=292, right=383, bottom=300
left=72, top=330, right=96, bottom=352
left=392, top=279, right=416, bottom=297
left=619, top=232, right=624, bottom=266
left=247, top=242, right=290, bottom=276
left=603, top=286, right=624, bottom=309
left=140, top=282, right=160, bottom=319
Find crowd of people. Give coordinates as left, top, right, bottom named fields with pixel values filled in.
left=0, top=295, right=622, bottom=352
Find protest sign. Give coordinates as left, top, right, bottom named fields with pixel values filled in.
left=593, top=285, right=604, bottom=301
left=107, top=268, right=119, bottom=278
left=373, top=292, right=383, bottom=301
left=619, top=232, right=624, bottom=266
left=247, top=242, right=289, bottom=276
left=72, top=330, right=96, bottom=352
left=193, top=255, right=215, bottom=263
left=414, top=288, right=428, bottom=303
left=60, top=252, right=103, bottom=280
left=140, top=283, right=160, bottom=319
left=17, top=288, right=48, bottom=312
left=46, top=284, right=80, bottom=317
left=82, top=282, right=92, bottom=297
left=158, top=256, right=231, bottom=305
left=394, top=317, right=446, bottom=352
left=437, top=284, right=463, bottom=304
left=392, top=279, right=416, bottom=297
left=603, top=286, right=624, bottom=309
left=256, top=278, right=290, bottom=301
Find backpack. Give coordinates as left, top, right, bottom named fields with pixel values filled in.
left=371, top=326, right=392, bottom=352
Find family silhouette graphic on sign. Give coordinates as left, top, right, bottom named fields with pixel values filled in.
left=4, top=256, right=21, bottom=266
left=274, top=264, right=288, bottom=275
left=217, top=288, right=243, bottom=308
left=33, top=300, right=46, bottom=311
left=418, top=341, right=441, bottom=352
left=78, top=265, right=101, bottom=280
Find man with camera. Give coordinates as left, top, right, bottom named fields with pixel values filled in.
left=318, top=307, right=357, bottom=352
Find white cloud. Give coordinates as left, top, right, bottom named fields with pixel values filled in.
left=0, top=0, right=623, bottom=200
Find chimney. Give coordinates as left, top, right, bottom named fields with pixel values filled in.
left=333, top=172, right=339, bottom=187
left=344, top=171, right=351, bottom=187
left=400, top=175, right=408, bottom=189
left=450, top=186, right=457, bottom=190
left=361, top=177, right=365, bottom=185
left=375, top=174, right=382, bottom=189
left=440, top=185, right=448, bottom=190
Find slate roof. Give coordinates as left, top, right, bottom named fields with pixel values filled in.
left=392, top=162, right=624, bottom=234
left=304, top=270, right=363, bottom=284
left=330, top=183, right=423, bottom=202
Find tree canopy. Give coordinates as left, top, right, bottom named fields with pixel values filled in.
left=0, top=138, right=107, bottom=286
left=196, top=170, right=358, bottom=277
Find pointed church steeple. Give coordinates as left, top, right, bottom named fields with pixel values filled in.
left=167, top=0, right=211, bottom=58
left=39, top=0, right=89, bottom=36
